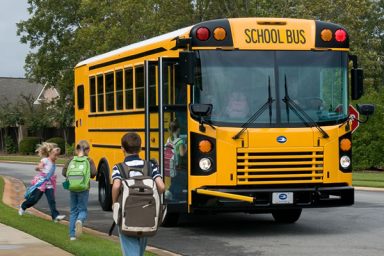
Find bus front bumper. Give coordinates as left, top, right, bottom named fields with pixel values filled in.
left=192, top=185, right=354, bottom=212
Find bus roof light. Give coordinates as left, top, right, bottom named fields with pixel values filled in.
left=335, top=29, right=347, bottom=43
left=196, top=27, right=210, bottom=41
left=213, top=27, right=226, bottom=41
left=320, top=29, right=332, bottom=42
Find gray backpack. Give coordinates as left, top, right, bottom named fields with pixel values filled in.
left=109, top=161, right=165, bottom=237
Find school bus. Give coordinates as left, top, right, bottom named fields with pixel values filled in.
left=74, top=18, right=374, bottom=225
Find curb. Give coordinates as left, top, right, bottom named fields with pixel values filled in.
left=1, top=175, right=180, bottom=256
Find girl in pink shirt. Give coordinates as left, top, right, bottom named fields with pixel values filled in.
left=19, top=142, right=65, bottom=222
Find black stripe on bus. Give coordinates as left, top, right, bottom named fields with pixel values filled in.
left=92, top=144, right=159, bottom=151
left=88, top=111, right=145, bottom=117
left=89, top=48, right=167, bottom=70
left=88, top=128, right=159, bottom=132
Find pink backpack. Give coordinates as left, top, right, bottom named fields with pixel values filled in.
left=164, top=138, right=181, bottom=178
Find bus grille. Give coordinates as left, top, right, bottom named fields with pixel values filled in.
left=236, top=148, right=324, bottom=185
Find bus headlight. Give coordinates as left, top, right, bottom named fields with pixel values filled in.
left=340, top=155, right=351, bottom=168
left=199, top=158, right=212, bottom=171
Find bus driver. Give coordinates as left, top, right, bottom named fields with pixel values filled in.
left=224, top=91, right=250, bottom=120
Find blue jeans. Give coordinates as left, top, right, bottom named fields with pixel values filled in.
left=118, top=229, right=147, bottom=256
left=69, top=190, right=89, bottom=237
left=21, top=188, right=60, bottom=220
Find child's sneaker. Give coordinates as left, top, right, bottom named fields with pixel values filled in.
left=18, top=207, right=25, bottom=216
left=54, top=215, right=66, bottom=222
left=75, top=220, right=83, bottom=238
left=70, top=237, right=76, bottom=241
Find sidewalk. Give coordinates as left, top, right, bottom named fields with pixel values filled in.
left=0, top=223, right=72, bottom=256
left=0, top=176, right=73, bottom=256
left=0, top=176, right=179, bottom=256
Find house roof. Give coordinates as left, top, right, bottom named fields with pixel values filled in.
left=0, top=77, right=58, bottom=106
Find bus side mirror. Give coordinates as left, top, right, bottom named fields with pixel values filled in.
left=189, top=104, right=212, bottom=118
left=356, top=104, right=375, bottom=116
left=351, top=68, right=363, bottom=100
left=180, top=51, right=195, bottom=86
left=189, top=104, right=213, bottom=132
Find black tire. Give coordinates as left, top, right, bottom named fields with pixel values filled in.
left=161, top=212, right=180, bottom=227
left=98, top=163, right=112, bottom=211
left=272, top=208, right=302, bottom=223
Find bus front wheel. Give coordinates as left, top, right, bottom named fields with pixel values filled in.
left=98, top=163, right=112, bottom=211
left=272, top=208, right=302, bottom=223
left=161, top=212, right=180, bottom=227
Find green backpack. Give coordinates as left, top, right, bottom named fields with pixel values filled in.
left=65, top=156, right=91, bottom=192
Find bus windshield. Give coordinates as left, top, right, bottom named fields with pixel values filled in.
left=194, top=50, right=349, bottom=127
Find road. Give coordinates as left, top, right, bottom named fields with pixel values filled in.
left=1, top=162, right=384, bottom=256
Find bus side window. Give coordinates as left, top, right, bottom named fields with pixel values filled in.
left=105, top=72, right=114, bottom=111
left=135, top=66, right=144, bottom=109
left=116, top=70, right=123, bottom=110
left=125, top=68, right=133, bottom=110
left=90, top=77, right=96, bottom=113
left=77, top=85, right=84, bottom=110
left=97, top=74, right=104, bottom=112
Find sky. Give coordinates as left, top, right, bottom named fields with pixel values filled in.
left=0, top=1, right=30, bottom=78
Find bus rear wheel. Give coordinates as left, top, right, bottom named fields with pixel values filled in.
left=272, top=208, right=302, bottom=223
left=98, top=163, right=112, bottom=211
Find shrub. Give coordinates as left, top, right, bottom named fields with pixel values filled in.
left=19, top=137, right=40, bottom=155
left=46, top=137, right=65, bottom=154
left=65, top=143, right=75, bottom=156
left=5, top=136, right=17, bottom=154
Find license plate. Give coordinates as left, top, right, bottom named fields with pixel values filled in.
left=272, top=192, right=293, bottom=204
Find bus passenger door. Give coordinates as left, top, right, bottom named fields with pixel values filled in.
left=145, top=57, right=188, bottom=216
left=144, top=60, right=159, bottom=160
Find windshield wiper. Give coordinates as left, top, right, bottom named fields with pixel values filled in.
left=282, top=75, right=329, bottom=139
left=233, top=77, right=275, bottom=140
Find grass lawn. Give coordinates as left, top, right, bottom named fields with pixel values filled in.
left=0, top=177, right=156, bottom=256
left=0, top=154, right=67, bottom=165
left=353, top=171, right=384, bottom=188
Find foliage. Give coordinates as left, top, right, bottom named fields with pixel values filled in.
left=4, top=136, right=17, bottom=154
left=65, top=143, right=75, bottom=156
left=46, top=137, right=65, bottom=154
left=15, top=0, right=384, bottom=169
left=352, top=86, right=384, bottom=170
left=46, top=96, right=74, bottom=147
left=19, top=137, right=40, bottom=155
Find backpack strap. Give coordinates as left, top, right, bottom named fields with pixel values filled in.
left=116, top=162, right=130, bottom=179
left=116, top=160, right=152, bottom=178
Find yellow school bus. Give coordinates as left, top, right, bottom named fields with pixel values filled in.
left=74, top=18, right=373, bottom=225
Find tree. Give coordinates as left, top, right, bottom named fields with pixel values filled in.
left=16, top=0, right=384, bottom=169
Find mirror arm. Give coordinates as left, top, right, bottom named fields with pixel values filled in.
left=349, top=55, right=358, bottom=69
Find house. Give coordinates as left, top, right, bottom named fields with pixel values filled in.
left=0, top=77, right=59, bottom=105
left=0, top=77, right=61, bottom=152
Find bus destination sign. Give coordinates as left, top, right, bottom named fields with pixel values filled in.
left=244, top=28, right=306, bottom=45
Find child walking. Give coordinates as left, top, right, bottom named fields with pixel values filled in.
left=62, top=140, right=97, bottom=241
left=19, top=142, right=66, bottom=222
left=112, top=132, right=165, bottom=256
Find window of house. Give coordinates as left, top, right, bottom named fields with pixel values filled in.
left=97, top=75, right=104, bottom=112
left=90, top=77, right=96, bottom=112
left=116, top=70, right=123, bottom=110
left=125, top=68, right=133, bottom=110
left=135, top=66, right=144, bottom=109
left=105, top=72, right=114, bottom=111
